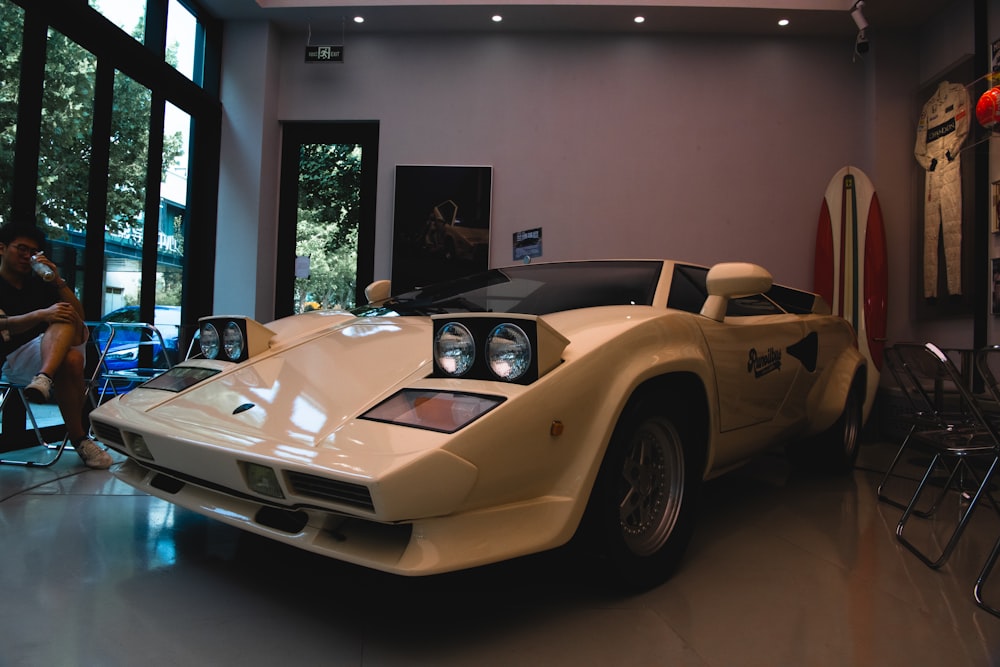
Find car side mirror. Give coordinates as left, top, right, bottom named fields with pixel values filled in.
left=699, top=262, right=773, bottom=322
left=364, top=279, right=391, bottom=304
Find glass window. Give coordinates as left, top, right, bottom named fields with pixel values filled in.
left=0, top=0, right=23, bottom=221
left=38, top=28, right=97, bottom=297
left=167, top=0, right=200, bottom=83
left=158, top=101, right=188, bottom=311
left=88, top=0, right=146, bottom=41
left=104, top=69, right=150, bottom=315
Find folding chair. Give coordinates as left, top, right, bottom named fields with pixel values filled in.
left=894, top=343, right=1000, bottom=569
left=0, top=322, right=116, bottom=467
left=0, top=382, right=69, bottom=467
left=93, top=322, right=172, bottom=399
left=971, top=345, right=1000, bottom=617
left=877, top=343, right=978, bottom=512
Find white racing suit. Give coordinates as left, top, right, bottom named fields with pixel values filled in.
left=915, top=80, right=969, bottom=298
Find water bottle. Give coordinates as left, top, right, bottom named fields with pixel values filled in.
left=30, top=252, right=55, bottom=282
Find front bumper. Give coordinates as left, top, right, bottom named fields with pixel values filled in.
left=113, top=457, right=577, bottom=575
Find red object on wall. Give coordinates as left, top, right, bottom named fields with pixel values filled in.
left=976, top=86, right=1000, bottom=128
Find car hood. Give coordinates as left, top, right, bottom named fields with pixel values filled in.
left=128, top=316, right=434, bottom=451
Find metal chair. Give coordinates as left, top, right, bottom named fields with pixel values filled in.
left=0, top=382, right=68, bottom=467
left=877, top=343, right=978, bottom=513
left=92, top=321, right=173, bottom=399
left=0, top=322, right=116, bottom=467
left=970, top=345, right=1000, bottom=617
left=894, top=343, right=1000, bottom=570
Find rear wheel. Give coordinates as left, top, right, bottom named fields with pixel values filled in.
left=588, top=399, right=701, bottom=591
left=790, top=378, right=862, bottom=474
left=818, top=380, right=863, bottom=473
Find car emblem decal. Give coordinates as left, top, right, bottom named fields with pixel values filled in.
left=233, top=402, right=256, bottom=415
left=786, top=332, right=819, bottom=373
left=747, top=347, right=781, bottom=378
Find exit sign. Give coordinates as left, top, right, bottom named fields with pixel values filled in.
left=305, top=45, right=344, bottom=63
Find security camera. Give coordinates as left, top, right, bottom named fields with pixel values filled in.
left=851, top=1, right=869, bottom=55
left=855, top=28, right=869, bottom=54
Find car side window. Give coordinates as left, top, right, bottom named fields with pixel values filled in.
left=666, top=265, right=708, bottom=314
left=726, top=294, right=783, bottom=316
left=667, top=264, right=783, bottom=317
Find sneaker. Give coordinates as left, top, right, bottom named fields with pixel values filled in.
left=75, top=438, right=113, bottom=470
left=24, top=373, right=53, bottom=403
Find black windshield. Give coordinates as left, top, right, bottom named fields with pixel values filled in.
left=356, top=261, right=662, bottom=316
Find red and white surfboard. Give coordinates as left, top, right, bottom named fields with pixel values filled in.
left=814, top=166, right=888, bottom=419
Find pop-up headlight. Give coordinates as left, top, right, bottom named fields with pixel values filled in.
left=434, top=322, right=475, bottom=376
left=430, top=313, right=569, bottom=384
left=193, top=316, right=276, bottom=363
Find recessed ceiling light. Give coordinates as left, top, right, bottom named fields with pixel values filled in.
left=778, top=18, right=789, bottom=27
left=492, top=14, right=503, bottom=23
left=353, top=16, right=364, bottom=24
left=634, top=16, right=645, bottom=24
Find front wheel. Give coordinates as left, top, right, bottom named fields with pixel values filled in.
left=587, top=400, right=702, bottom=591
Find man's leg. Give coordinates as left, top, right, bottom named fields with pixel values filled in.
left=36, top=320, right=81, bottom=381
left=49, top=339, right=87, bottom=442
left=37, top=322, right=112, bottom=469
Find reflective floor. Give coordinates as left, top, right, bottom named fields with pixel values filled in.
left=2, top=438, right=1000, bottom=667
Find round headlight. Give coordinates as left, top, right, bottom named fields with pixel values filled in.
left=199, top=323, right=220, bottom=359
left=486, top=323, right=531, bottom=381
left=434, top=322, right=475, bottom=376
left=223, top=321, right=244, bottom=360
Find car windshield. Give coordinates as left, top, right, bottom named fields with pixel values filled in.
left=356, top=261, right=662, bottom=316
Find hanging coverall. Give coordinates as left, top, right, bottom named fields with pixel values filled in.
left=914, top=80, right=969, bottom=299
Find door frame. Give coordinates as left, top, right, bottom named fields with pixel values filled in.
left=275, top=121, right=379, bottom=318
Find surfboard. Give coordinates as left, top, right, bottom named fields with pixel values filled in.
left=814, top=166, right=888, bottom=420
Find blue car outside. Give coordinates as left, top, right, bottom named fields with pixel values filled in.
left=95, top=306, right=180, bottom=391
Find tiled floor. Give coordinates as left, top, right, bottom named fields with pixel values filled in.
left=2, top=437, right=999, bottom=667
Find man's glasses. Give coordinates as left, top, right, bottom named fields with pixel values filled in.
left=8, top=243, right=41, bottom=256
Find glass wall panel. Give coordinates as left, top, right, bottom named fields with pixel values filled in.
left=157, top=101, right=187, bottom=352
left=0, top=0, right=23, bottom=222
left=88, top=0, right=145, bottom=41
left=167, top=0, right=199, bottom=83
left=38, top=28, right=97, bottom=298
left=104, top=69, right=150, bottom=316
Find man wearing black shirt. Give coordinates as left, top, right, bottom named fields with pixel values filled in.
left=0, top=221, right=112, bottom=469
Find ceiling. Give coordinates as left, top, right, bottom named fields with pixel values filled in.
left=193, top=0, right=953, bottom=37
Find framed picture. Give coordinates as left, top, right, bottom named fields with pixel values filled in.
left=391, top=165, right=492, bottom=294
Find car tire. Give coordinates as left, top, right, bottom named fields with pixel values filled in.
left=587, top=397, right=702, bottom=591
left=792, top=378, right=863, bottom=474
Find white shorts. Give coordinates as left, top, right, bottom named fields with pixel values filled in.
left=1, top=334, right=86, bottom=385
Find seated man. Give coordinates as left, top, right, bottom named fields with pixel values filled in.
left=0, top=221, right=112, bottom=469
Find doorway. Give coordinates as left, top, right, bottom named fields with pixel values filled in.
left=276, top=122, right=378, bottom=318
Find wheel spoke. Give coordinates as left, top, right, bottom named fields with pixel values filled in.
left=614, top=418, right=686, bottom=554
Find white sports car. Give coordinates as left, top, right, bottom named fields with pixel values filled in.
left=90, top=260, right=867, bottom=589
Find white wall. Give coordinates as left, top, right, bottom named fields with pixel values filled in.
left=216, top=21, right=281, bottom=318
left=218, top=18, right=957, bottom=353
left=278, top=33, right=868, bottom=285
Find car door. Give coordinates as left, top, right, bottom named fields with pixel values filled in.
left=696, top=294, right=813, bottom=433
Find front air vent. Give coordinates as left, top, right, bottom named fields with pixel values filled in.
left=91, top=420, right=124, bottom=448
left=285, top=471, right=374, bottom=512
